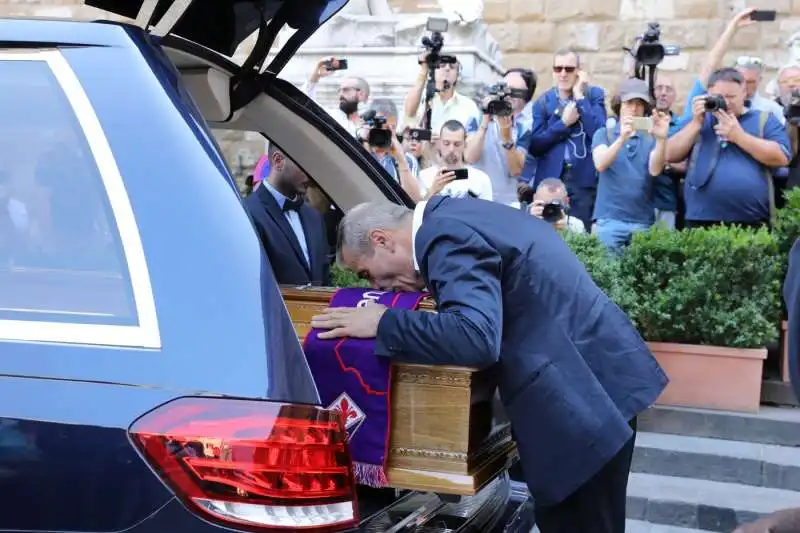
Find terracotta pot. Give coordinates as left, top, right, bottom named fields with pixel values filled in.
left=647, top=342, right=767, bottom=413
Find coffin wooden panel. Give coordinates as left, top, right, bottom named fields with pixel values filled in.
left=281, top=286, right=516, bottom=495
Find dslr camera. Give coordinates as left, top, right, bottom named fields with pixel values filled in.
left=541, top=201, right=565, bottom=223
left=704, top=94, right=728, bottom=113
left=483, top=82, right=528, bottom=117
left=361, top=110, right=392, bottom=149
left=785, top=89, right=800, bottom=126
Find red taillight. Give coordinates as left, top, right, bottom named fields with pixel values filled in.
left=128, top=397, right=358, bottom=532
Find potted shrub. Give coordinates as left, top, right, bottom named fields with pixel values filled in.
left=619, top=226, right=782, bottom=412
left=562, top=231, right=634, bottom=313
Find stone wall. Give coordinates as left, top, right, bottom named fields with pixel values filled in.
left=390, top=0, right=800, bottom=109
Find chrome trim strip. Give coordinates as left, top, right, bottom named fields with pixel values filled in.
left=150, top=0, right=194, bottom=37
left=0, top=50, right=161, bottom=349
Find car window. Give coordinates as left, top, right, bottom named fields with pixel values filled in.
left=0, top=51, right=159, bottom=348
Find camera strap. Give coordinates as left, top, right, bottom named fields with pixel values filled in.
left=688, top=110, right=776, bottom=224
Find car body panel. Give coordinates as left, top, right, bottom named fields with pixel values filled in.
left=0, top=20, right=318, bottom=404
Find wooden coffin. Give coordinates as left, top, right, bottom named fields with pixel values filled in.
left=281, top=285, right=517, bottom=496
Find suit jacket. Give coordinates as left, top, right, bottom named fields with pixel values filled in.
left=784, top=239, right=800, bottom=403
left=245, top=185, right=330, bottom=286
left=528, top=86, right=606, bottom=189
left=375, top=195, right=668, bottom=506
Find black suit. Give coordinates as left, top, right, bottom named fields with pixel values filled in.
left=375, top=196, right=668, bottom=532
left=785, top=239, right=800, bottom=402
left=245, top=185, right=330, bottom=286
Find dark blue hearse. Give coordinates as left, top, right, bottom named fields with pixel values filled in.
left=0, top=1, right=533, bottom=531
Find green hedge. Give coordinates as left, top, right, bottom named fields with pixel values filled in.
left=566, top=226, right=783, bottom=349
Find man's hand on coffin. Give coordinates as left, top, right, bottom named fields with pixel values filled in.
left=311, top=302, right=388, bottom=339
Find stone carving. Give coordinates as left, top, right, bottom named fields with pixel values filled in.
left=342, top=0, right=393, bottom=16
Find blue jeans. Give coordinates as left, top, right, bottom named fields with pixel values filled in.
left=594, top=219, right=652, bottom=253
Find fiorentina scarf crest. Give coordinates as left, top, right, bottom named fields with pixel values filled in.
left=303, top=288, right=426, bottom=488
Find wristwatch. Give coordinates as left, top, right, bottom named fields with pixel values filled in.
left=502, top=141, right=515, bottom=150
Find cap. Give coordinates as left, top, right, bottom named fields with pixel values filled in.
left=619, top=78, right=651, bottom=103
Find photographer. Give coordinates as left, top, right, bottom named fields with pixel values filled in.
left=417, top=120, right=492, bottom=201
left=304, top=56, right=370, bottom=137
left=463, top=68, right=537, bottom=206
left=666, top=68, right=790, bottom=228
left=525, top=178, right=585, bottom=233
left=592, top=78, right=670, bottom=252
left=402, top=27, right=480, bottom=134
left=777, top=64, right=800, bottom=193
left=358, top=99, right=423, bottom=202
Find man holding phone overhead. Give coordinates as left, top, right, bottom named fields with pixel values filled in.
left=528, top=48, right=608, bottom=232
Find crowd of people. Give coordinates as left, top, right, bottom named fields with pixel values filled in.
left=243, top=6, right=800, bottom=283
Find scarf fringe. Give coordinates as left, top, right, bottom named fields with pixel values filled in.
left=354, top=461, right=389, bottom=488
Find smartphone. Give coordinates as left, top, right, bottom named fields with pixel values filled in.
left=631, top=116, right=653, bottom=131
left=407, top=128, right=432, bottom=142
left=750, top=10, right=777, bottom=21
left=452, top=168, right=469, bottom=180
left=323, top=58, right=348, bottom=71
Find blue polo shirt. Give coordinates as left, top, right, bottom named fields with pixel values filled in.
left=591, top=127, right=656, bottom=225
left=683, top=109, right=790, bottom=222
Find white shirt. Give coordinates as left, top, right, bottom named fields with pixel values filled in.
left=417, top=165, right=493, bottom=201
left=412, top=200, right=426, bottom=272
left=405, top=91, right=481, bottom=133
left=750, top=93, right=786, bottom=125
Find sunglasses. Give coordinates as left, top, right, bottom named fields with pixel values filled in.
left=736, top=56, right=763, bottom=67
left=553, top=66, right=577, bottom=73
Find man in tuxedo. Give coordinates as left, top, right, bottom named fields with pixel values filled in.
left=311, top=196, right=668, bottom=533
left=244, top=144, right=330, bottom=286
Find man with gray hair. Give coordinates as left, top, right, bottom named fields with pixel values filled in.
left=311, top=194, right=668, bottom=533
left=735, top=56, right=786, bottom=124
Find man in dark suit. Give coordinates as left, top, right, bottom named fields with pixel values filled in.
left=245, top=144, right=330, bottom=286
left=729, top=241, right=800, bottom=533
left=528, top=48, right=606, bottom=232
left=311, top=196, right=668, bottom=533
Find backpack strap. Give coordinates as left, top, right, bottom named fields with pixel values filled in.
left=758, top=111, right=777, bottom=226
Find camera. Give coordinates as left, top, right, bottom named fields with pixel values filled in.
left=483, top=82, right=528, bottom=117
left=704, top=94, right=728, bottom=113
left=541, top=201, right=565, bottom=223
left=625, top=22, right=680, bottom=96
left=406, top=128, right=432, bottom=142
left=361, top=110, right=392, bottom=149
left=421, top=17, right=450, bottom=68
left=785, top=89, right=800, bottom=126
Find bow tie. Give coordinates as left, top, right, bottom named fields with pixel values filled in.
left=283, top=196, right=304, bottom=212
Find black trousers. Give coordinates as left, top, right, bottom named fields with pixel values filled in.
left=534, top=418, right=637, bottom=533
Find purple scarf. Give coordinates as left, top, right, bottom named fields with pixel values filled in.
left=303, top=288, right=427, bottom=487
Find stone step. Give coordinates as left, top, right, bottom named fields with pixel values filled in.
left=639, top=405, right=800, bottom=446
left=627, top=473, right=800, bottom=532
left=633, top=431, right=800, bottom=492
left=625, top=519, right=707, bottom=533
